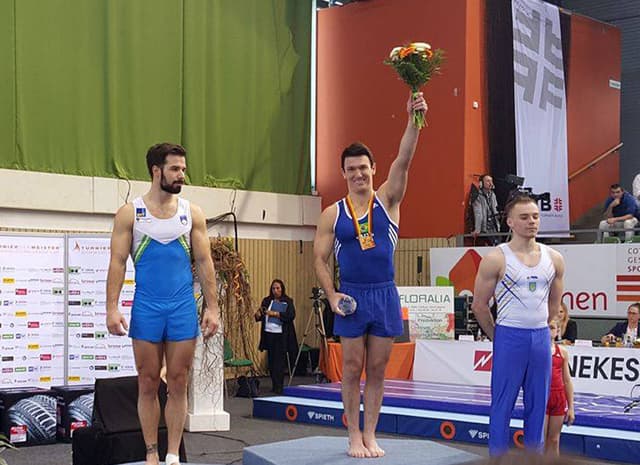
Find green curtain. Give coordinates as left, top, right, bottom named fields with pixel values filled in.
left=0, top=0, right=16, bottom=166
left=0, top=0, right=310, bottom=195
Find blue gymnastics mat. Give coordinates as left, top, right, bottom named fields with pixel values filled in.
left=253, top=379, right=640, bottom=464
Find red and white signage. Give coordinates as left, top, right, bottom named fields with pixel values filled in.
left=414, top=340, right=639, bottom=397
left=430, top=244, right=640, bottom=318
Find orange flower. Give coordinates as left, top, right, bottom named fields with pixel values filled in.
left=425, top=49, right=433, bottom=58
left=399, top=46, right=416, bottom=59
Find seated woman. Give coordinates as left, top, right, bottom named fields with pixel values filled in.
left=557, top=303, right=577, bottom=344
left=254, top=279, right=296, bottom=394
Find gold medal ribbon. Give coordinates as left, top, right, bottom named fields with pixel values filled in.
left=345, top=193, right=374, bottom=240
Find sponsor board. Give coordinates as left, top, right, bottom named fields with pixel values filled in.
left=431, top=244, right=640, bottom=318
left=415, top=340, right=638, bottom=396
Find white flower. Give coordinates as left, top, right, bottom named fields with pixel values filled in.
left=389, top=46, right=402, bottom=60
left=411, top=42, right=432, bottom=51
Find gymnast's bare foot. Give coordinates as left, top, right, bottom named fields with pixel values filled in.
left=347, top=432, right=372, bottom=458
left=363, top=434, right=385, bottom=458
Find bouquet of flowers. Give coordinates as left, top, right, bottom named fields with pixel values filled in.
left=385, top=42, right=444, bottom=129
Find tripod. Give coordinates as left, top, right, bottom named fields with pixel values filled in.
left=288, top=292, right=329, bottom=386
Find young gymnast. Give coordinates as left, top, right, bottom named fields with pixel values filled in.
left=544, top=318, right=575, bottom=456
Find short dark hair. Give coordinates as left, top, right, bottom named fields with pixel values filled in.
left=145, top=142, right=186, bottom=177
left=504, top=191, right=538, bottom=218
left=610, top=183, right=622, bottom=190
left=341, top=142, right=374, bottom=170
left=629, top=303, right=640, bottom=313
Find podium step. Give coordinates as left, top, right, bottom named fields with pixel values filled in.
left=243, top=436, right=479, bottom=465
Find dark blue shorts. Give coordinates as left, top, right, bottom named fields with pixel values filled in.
left=129, top=293, right=199, bottom=343
left=333, top=281, right=402, bottom=338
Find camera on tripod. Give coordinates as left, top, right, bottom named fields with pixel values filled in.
left=310, top=286, right=324, bottom=301
left=504, top=174, right=551, bottom=209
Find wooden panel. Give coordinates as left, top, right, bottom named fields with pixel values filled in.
left=394, top=237, right=456, bottom=286
left=233, top=236, right=456, bottom=373
left=236, top=239, right=321, bottom=372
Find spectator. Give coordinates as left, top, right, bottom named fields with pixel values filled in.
left=472, top=174, right=500, bottom=245
left=254, top=279, right=297, bottom=394
left=598, top=184, right=638, bottom=242
left=557, top=303, right=577, bottom=344
left=601, top=302, right=639, bottom=345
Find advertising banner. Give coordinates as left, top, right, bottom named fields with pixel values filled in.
left=66, top=236, right=137, bottom=383
left=431, top=244, right=640, bottom=318
left=398, top=287, right=454, bottom=340
left=512, top=0, right=570, bottom=234
left=0, top=235, right=65, bottom=387
left=414, top=340, right=639, bottom=397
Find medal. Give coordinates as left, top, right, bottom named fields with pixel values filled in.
left=358, top=234, right=376, bottom=250
left=346, top=193, right=376, bottom=251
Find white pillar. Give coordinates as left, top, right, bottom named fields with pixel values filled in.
left=185, top=334, right=230, bottom=431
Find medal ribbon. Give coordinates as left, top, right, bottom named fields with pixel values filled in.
left=345, top=193, right=374, bottom=239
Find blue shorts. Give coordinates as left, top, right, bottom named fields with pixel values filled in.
left=333, top=281, right=402, bottom=338
left=129, top=293, right=199, bottom=343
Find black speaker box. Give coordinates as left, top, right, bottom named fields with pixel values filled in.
left=72, top=376, right=187, bottom=465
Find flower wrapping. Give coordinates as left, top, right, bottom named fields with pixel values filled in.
left=385, top=42, right=445, bottom=129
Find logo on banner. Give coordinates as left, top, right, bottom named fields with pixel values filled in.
left=553, top=198, right=563, bottom=212
left=474, top=351, right=493, bottom=371
left=306, top=410, right=335, bottom=422
left=435, top=249, right=483, bottom=295
left=616, top=274, right=640, bottom=302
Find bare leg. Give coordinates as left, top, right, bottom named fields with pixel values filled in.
left=362, top=335, right=393, bottom=458
left=132, top=339, right=164, bottom=465
left=544, top=415, right=564, bottom=456
left=164, top=339, right=196, bottom=463
left=340, top=336, right=370, bottom=458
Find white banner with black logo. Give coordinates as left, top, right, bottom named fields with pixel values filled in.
left=512, top=0, right=569, bottom=233
left=414, top=340, right=640, bottom=396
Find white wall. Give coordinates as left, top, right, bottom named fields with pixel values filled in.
left=0, top=169, right=321, bottom=241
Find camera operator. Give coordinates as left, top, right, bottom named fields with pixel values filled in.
left=472, top=174, right=501, bottom=245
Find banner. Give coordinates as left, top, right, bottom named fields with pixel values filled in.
left=414, top=340, right=640, bottom=396
left=0, top=234, right=138, bottom=388
left=512, top=0, right=569, bottom=233
left=431, top=244, right=640, bottom=319
left=66, top=236, right=137, bottom=384
left=398, top=287, right=454, bottom=340
left=0, top=235, right=65, bottom=387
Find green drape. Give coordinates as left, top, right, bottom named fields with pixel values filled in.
left=0, top=0, right=310, bottom=194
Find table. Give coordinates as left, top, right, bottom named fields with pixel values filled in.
left=413, top=340, right=640, bottom=396
left=321, top=341, right=415, bottom=383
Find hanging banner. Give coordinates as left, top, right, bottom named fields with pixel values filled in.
left=512, top=0, right=570, bottom=234
left=398, top=286, right=454, bottom=340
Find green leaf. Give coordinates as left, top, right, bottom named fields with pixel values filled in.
left=435, top=276, right=452, bottom=286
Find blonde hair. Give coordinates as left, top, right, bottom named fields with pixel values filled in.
left=558, top=302, right=569, bottom=335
